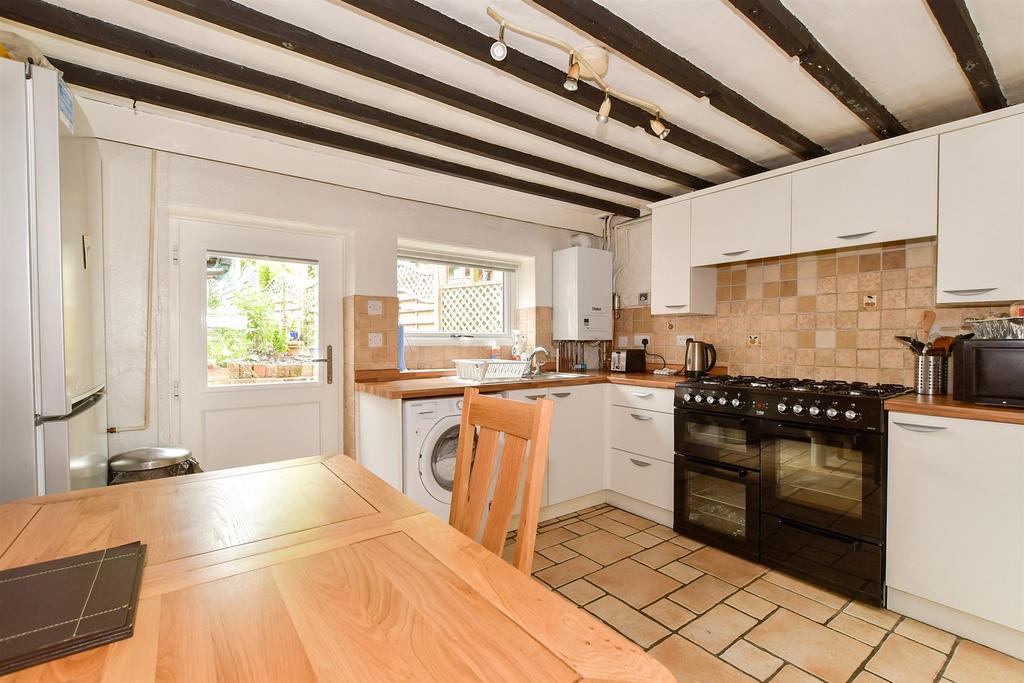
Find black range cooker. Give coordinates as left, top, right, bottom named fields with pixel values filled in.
left=673, top=374, right=911, bottom=605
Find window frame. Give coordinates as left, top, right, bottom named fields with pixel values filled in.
left=397, top=250, right=517, bottom=346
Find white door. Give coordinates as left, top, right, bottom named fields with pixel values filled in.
left=177, top=219, right=342, bottom=471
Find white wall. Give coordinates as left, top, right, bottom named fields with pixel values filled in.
left=610, top=217, right=653, bottom=306
left=99, top=140, right=573, bottom=454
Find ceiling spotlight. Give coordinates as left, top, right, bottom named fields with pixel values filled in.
left=490, top=25, right=507, bottom=61
left=650, top=114, right=670, bottom=140
left=596, top=94, right=611, bottom=123
left=563, top=58, right=580, bottom=92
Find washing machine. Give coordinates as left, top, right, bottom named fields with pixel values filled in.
left=402, top=393, right=506, bottom=521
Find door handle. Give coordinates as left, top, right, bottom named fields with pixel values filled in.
left=311, top=344, right=333, bottom=384
left=665, top=304, right=688, bottom=308
left=941, top=287, right=997, bottom=296
left=629, top=458, right=652, bottom=467
left=630, top=413, right=654, bottom=421
left=722, top=249, right=749, bottom=257
left=551, top=392, right=571, bottom=398
left=524, top=394, right=545, bottom=401
left=630, top=391, right=653, bottom=397
left=836, top=230, right=877, bottom=240
left=893, top=421, right=947, bottom=433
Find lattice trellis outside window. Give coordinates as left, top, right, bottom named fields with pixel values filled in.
left=439, top=281, right=504, bottom=334
left=398, top=257, right=510, bottom=337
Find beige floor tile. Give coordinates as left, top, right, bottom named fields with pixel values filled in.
left=680, top=604, right=758, bottom=654
left=585, top=595, right=669, bottom=649
left=563, top=520, right=597, bottom=536
left=534, top=526, right=577, bottom=550
left=660, top=560, right=704, bottom=584
left=643, top=598, right=697, bottom=630
left=507, top=543, right=553, bottom=570
left=563, top=529, right=643, bottom=565
left=894, top=617, right=957, bottom=654
left=556, top=579, right=603, bottom=606
left=625, top=530, right=661, bottom=548
left=649, top=635, right=757, bottom=683
left=587, top=558, right=681, bottom=609
left=762, top=570, right=847, bottom=609
left=944, top=639, right=1024, bottom=683
left=770, top=664, right=824, bottom=682
left=721, top=639, right=783, bottom=680
left=852, top=672, right=887, bottom=683
left=668, top=574, right=738, bottom=614
left=682, top=547, right=767, bottom=587
left=588, top=514, right=640, bottom=537
left=746, top=610, right=872, bottom=683
left=827, top=612, right=887, bottom=646
left=603, top=508, right=657, bottom=529
left=746, top=579, right=837, bottom=624
left=537, top=544, right=578, bottom=563
left=646, top=523, right=678, bottom=540
left=669, top=533, right=706, bottom=550
left=533, top=555, right=601, bottom=587
left=866, top=633, right=946, bottom=683
left=633, top=541, right=691, bottom=569
left=843, top=601, right=900, bottom=629
left=725, top=591, right=777, bottom=620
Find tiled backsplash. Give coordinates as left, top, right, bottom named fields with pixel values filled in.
left=615, top=238, right=1006, bottom=386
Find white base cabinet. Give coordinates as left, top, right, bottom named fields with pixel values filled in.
left=887, top=412, right=1024, bottom=657
left=608, top=387, right=675, bottom=513
left=650, top=200, right=716, bottom=315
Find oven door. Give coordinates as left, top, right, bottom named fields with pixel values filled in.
left=675, top=410, right=760, bottom=470
left=674, top=455, right=760, bottom=559
left=761, top=422, right=884, bottom=543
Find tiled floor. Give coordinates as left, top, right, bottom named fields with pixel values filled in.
left=504, top=504, right=1024, bottom=683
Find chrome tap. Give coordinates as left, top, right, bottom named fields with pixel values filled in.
left=523, top=346, right=548, bottom=377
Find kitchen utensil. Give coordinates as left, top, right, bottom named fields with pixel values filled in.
left=684, top=339, right=716, bottom=377
left=921, top=310, right=936, bottom=341
left=915, top=355, right=948, bottom=395
left=929, top=336, right=954, bottom=356
left=895, top=336, right=925, bottom=355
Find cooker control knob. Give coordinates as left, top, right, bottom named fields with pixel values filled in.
left=844, top=409, right=860, bottom=421
left=718, top=397, right=728, bottom=406
left=826, top=407, right=839, bottom=419
left=731, top=398, right=742, bottom=408
left=808, top=406, right=821, bottom=417
left=776, top=402, right=788, bottom=413
left=682, top=393, right=692, bottom=402
left=694, top=394, right=704, bottom=403
left=792, top=404, right=804, bottom=415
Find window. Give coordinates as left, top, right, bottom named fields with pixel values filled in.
left=397, top=254, right=513, bottom=340
left=206, top=253, right=319, bottom=386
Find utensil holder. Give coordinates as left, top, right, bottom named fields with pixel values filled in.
left=915, top=355, right=948, bottom=395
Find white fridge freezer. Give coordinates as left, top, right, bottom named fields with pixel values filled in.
left=0, top=58, right=108, bottom=502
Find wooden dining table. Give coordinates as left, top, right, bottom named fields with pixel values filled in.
left=0, top=455, right=673, bottom=682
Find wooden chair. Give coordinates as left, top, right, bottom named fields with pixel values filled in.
left=449, top=387, right=554, bottom=574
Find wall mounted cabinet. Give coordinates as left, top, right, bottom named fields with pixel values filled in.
left=690, top=175, right=791, bottom=266
left=650, top=200, right=716, bottom=315
left=792, top=137, right=938, bottom=253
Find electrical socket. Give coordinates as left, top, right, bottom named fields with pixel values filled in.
left=368, top=332, right=383, bottom=348
left=367, top=299, right=383, bottom=315
left=676, top=334, right=694, bottom=347
left=618, top=335, right=628, bottom=347
left=634, top=334, right=649, bottom=347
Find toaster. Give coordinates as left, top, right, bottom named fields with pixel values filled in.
left=610, top=349, right=645, bottom=373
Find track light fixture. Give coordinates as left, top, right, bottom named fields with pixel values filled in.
left=596, top=94, right=611, bottom=123
left=489, top=24, right=507, bottom=61
left=486, top=7, right=668, bottom=139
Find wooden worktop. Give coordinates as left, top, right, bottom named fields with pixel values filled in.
left=0, top=456, right=671, bottom=682
left=356, top=368, right=722, bottom=399
left=885, top=393, right=1024, bottom=426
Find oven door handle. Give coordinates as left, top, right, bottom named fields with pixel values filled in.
left=773, top=516, right=866, bottom=550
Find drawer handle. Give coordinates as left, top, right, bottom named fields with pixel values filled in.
left=836, top=230, right=876, bottom=240
left=630, top=391, right=653, bottom=397
left=551, top=392, right=571, bottom=398
left=630, top=413, right=654, bottom=421
left=665, top=304, right=688, bottom=309
left=893, top=421, right=948, bottom=433
left=722, top=249, right=749, bottom=257
left=525, top=394, right=545, bottom=401
left=629, top=458, right=652, bottom=468
left=941, top=287, right=997, bottom=296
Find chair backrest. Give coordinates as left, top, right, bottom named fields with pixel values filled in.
left=449, top=387, right=554, bottom=574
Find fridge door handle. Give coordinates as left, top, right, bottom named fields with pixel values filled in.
left=36, top=390, right=104, bottom=425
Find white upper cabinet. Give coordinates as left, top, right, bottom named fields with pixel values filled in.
left=690, top=175, right=791, bottom=266
left=936, top=114, right=1024, bottom=304
left=651, top=201, right=716, bottom=315
left=791, top=137, right=938, bottom=253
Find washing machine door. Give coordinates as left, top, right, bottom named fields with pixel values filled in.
left=419, top=416, right=475, bottom=504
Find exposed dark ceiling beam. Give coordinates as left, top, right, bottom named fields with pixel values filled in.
left=726, top=0, right=908, bottom=138
left=341, top=0, right=767, bottom=177
left=51, top=60, right=642, bottom=217
left=533, top=0, right=827, bottom=161
left=0, top=0, right=663, bottom=204
left=925, top=0, right=1007, bottom=112
left=148, top=0, right=710, bottom=190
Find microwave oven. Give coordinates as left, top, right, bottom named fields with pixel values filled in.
left=953, top=339, right=1024, bottom=407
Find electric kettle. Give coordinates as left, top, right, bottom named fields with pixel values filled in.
left=684, top=339, right=717, bottom=377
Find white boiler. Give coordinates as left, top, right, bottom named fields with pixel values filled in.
left=552, top=246, right=612, bottom=341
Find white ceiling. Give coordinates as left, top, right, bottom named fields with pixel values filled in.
left=2, top=0, right=1021, bottom=222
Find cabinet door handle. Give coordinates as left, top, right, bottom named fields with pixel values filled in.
left=941, top=287, right=998, bottom=296
left=836, top=230, right=877, bottom=240
left=893, top=421, right=948, bottom=433
left=630, top=391, right=653, bottom=397
left=551, top=392, right=571, bottom=398
left=630, top=413, right=654, bottom=421
left=722, top=249, right=749, bottom=257
left=524, top=394, right=545, bottom=401
left=665, top=304, right=688, bottom=309
left=629, top=458, right=652, bottom=467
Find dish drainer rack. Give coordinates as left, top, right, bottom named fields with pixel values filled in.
left=453, top=359, right=530, bottom=382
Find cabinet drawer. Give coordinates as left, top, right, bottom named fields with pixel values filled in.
left=609, top=449, right=673, bottom=510
left=610, top=384, right=674, bottom=413
left=610, top=406, right=673, bottom=463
